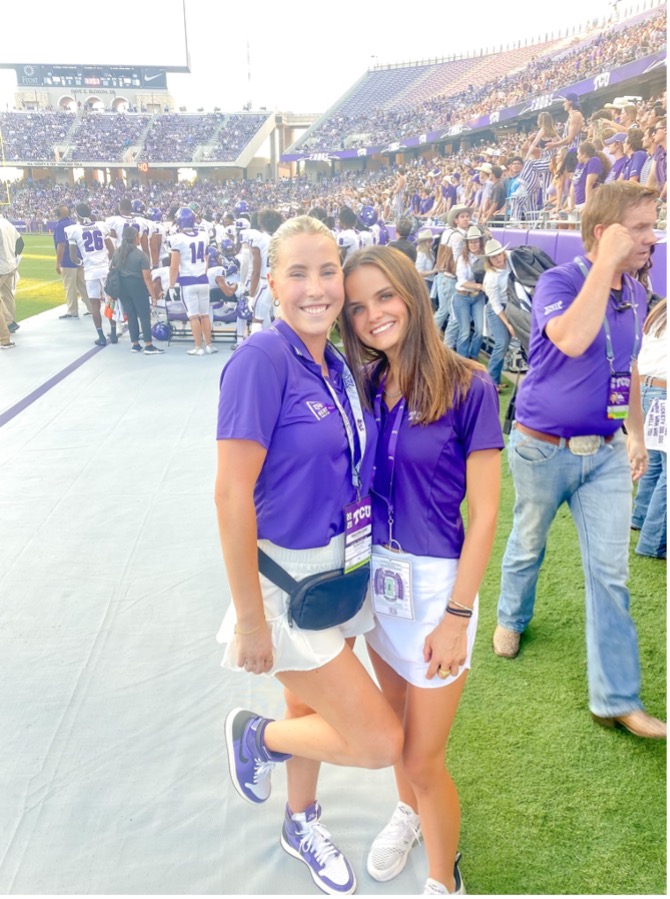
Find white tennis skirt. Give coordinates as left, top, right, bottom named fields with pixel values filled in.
left=216, top=534, right=375, bottom=676
left=366, top=545, right=478, bottom=689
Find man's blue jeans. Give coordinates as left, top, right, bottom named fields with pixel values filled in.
left=632, top=384, right=667, bottom=558
left=498, top=427, right=642, bottom=717
left=453, top=291, right=485, bottom=360
left=486, top=305, right=511, bottom=385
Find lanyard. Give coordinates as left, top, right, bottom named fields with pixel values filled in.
left=574, top=257, right=641, bottom=372
left=272, top=321, right=367, bottom=498
left=373, top=377, right=406, bottom=548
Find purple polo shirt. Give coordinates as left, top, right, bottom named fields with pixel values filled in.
left=653, top=144, right=667, bottom=187
left=515, top=258, right=647, bottom=437
left=419, top=196, right=434, bottom=215
left=573, top=156, right=603, bottom=205
left=53, top=216, right=80, bottom=268
left=372, top=373, right=503, bottom=558
left=623, top=150, right=649, bottom=181
left=605, top=155, right=628, bottom=183
left=216, top=320, right=376, bottom=549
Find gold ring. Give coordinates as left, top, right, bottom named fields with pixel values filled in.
left=437, top=666, right=449, bottom=680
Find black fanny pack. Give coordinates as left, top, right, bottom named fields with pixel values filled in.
left=257, top=548, right=370, bottom=630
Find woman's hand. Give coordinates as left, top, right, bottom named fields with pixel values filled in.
left=235, top=623, right=274, bottom=675
left=423, top=614, right=469, bottom=680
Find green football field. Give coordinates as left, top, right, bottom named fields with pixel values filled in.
left=16, top=232, right=65, bottom=320
left=10, top=230, right=667, bottom=894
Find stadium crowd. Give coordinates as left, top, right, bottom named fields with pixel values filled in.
left=67, top=114, right=152, bottom=162
left=299, top=9, right=666, bottom=152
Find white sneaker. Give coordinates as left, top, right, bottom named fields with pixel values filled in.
left=205, top=344, right=218, bottom=354
left=187, top=347, right=205, bottom=356
left=423, top=854, right=466, bottom=894
left=367, top=801, right=422, bottom=882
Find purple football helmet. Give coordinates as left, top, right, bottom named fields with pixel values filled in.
left=131, top=199, right=146, bottom=214
left=359, top=205, right=378, bottom=226
left=175, top=207, right=196, bottom=231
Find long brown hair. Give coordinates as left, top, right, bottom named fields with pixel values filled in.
left=340, top=246, right=482, bottom=424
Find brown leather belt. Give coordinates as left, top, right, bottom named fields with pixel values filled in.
left=643, top=376, right=667, bottom=389
left=515, top=422, right=614, bottom=447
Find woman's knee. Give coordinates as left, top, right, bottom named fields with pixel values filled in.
left=358, top=710, right=404, bottom=769
left=401, top=746, right=448, bottom=792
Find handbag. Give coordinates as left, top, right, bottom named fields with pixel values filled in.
left=257, top=548, right=370, bottom=630
left=105, top=264, right=122, bottom=301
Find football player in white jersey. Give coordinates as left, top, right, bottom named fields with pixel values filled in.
left=147, top=208, right=167, bottom=266
left=66, top=203, right=115, bottom=346
left=169, top=207, right=217, bottom=356
left=248, top=208, right=283, bottom=334
left=107, top=198, right=151, bottom=255
left=337, top=206, right=361, bottom=263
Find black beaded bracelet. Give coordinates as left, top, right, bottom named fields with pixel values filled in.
left=446, top=605, right=473, bottom=619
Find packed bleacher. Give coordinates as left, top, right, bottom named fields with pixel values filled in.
left=0, top=111, right=74, bottom=163
left=67, top=114, right=153, bottom=162
left=295, top=8, right=666, bottom=153
left=201, top=113, right=269, bottom=161
left=137, top=113, right=227, bottom=163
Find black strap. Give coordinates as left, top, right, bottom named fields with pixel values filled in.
left=257, top=548, right=300, bottom=593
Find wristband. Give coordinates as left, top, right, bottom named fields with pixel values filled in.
left=234, top=621, right=264, bottom=636
left=448, top=598, right=473, bottom=612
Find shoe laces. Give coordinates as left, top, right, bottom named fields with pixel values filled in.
left=252, top=759, right=275, bottom=784
left=379, top=806, right=421, bottom=850
left=298, top=818, right=341, bottom=871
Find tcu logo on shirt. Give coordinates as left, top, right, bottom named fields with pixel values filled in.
left=306, top=401, right=335, bottom=420
left=594, top=72, right=611, bottom=90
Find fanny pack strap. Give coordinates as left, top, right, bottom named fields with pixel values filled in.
left=257, top=548, right=300, bottom=593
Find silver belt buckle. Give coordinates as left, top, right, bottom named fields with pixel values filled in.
left=568, top=435, right=601, bottom=456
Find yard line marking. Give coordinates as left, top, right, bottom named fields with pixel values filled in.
left=0, top=344, right=105, bottom=428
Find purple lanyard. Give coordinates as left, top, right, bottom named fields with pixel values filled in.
left=373, top=378, right=406, bottom=548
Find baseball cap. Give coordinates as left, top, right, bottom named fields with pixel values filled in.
left=604, top=132, right=628, bottom=145
left=564, top=92, right=581, bottom=106
left=477, top=163, right=493, bottom=174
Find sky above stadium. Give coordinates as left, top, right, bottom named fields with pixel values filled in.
left=0, top=0, right=656, bottom=113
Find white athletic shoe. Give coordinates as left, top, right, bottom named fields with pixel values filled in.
left=367, top=802, right=422, bottom=882
left=187, top=347, right=205, bottom=356
left=422, top=853, right=466, bottom=894
left=205, top=344, right=218, bottom=354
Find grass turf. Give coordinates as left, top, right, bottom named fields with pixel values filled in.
left=16, top=233, right=65, bottom=320
left=453, top=390, right=666, bottom=895
left=11, top=256, right=667, bottom=894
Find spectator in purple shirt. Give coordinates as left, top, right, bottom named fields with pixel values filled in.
left=493, top=181, right=666, bottom=741
left=341, top=244, right=502, bottom=897
left=603, top=133, right=630, bottom=182
left=647, top=117, right=667, bottom=200
left=622, top=129, right=649, bottom=182
left=566, top=141, right=610, bottom=218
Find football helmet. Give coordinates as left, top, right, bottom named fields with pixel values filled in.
left=131, top=199, right=146, bottom=214
left=234, top=200, right=249, bottom=215
left=359, top=205, right=378, bottom=226
left=174, top=207, right=196, bottom=231
left=151, top=321, right=172, bottom=342
left=148, top=207, right=162, bottom=222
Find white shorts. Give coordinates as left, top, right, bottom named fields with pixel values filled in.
left=365, top=546, right=478, bottom=689
left=217, top=534, right=375, bottom=676
left=182, top=283, right=209, bottom=317
left=85, top=272, right=108, bottom=300
left=252, top=282, right=273, bottom=328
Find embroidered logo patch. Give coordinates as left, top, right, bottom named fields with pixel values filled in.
left=306, top=401, right=336, bottom=420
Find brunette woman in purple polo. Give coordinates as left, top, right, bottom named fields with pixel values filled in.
left=341, top=246, right=504, bottom=896
left=216, top=216, right=402, bottom=896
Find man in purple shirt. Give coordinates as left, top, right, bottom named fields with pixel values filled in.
left=53, top=205, right=92, bottom=319
left=493, top=181, right=666, bottom=740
